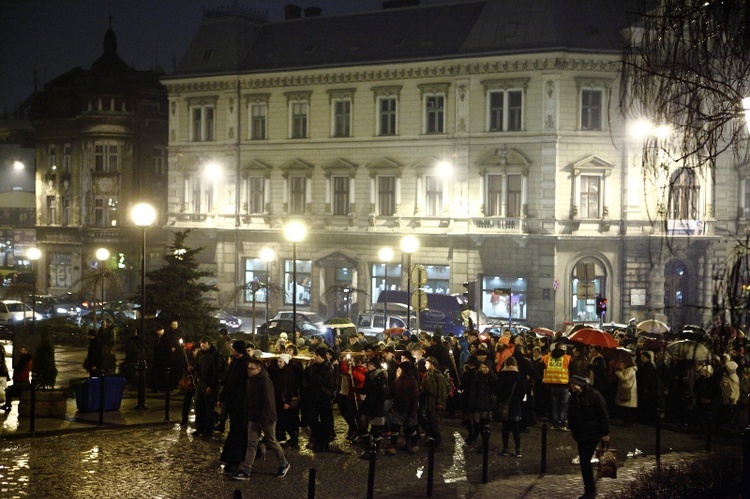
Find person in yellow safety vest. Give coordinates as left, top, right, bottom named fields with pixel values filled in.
left=541, top=342, right=572, bottom=430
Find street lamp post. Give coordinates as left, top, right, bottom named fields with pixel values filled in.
left=401, top=235, right=419, bottom=332
left=379, top=247, right=394, bottom=333
left=260, top=247, right=275, bottom=326
left=27, top=248, right=41, bottom=334
left=284, top=222, right=307, bottom=337
left=131, top=203, right=156, bottom=410
left=96, top=248, right=109, bottom=330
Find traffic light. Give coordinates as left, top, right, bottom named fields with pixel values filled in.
left=595, top=295, right=607, bottom=318
left=463, top=281, right=477, bottom=310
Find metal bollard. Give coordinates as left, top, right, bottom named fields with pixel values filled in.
left=308, top=468, right=316, bottom=499
left=29, top=374, right=36, bottom=433
left=164, top=367, right=171, bottom=421
left=481, top=421, right=491, bottom=484
left=367, top=437, right=378, bottom=499
left=426, top=437, right=435, bottom=497
left=540, top=422, right=548, bottom=474
left=655, top=408, right=661, bottom=463
left=98, top=371, right=106, bottom=426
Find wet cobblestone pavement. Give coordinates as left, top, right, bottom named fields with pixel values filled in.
left=0, top=414, right=738, bottom=499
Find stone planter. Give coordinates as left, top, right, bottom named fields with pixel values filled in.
left=18, top=388, right=68, bottom=419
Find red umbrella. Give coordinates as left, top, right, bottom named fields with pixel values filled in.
left=567, top=328, right=619, bottom=349
left=531, top=327, right=556, bottom=337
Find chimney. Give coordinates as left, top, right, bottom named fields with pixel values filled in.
left=304, top=7, right=322, bottom=17
left=383, top=0, right=420, bottom=9
left=284, top=4, right=302, bottom=19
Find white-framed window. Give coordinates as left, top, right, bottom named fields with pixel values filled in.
left=47, top=144, right=57, bottom=170
left=94, top=143, right=119, bottom=173
left=424, top=94, right=445, bottom=134
left=291, top=102, right=308, bottom=139
left=250, top=103, right=267, bottom=140
left=377, top=175, right=396, bottom=216
left=570, top=155, right=613, bottom=220
left=485, top=173, right=523, bottom=217
left=332, top=176, right=350, bottom=215
left=378, top=96, right=397, bottom=136
left=332, top=99, right=352, bottom=138
left=488, top=89, right=523, bottom=131
left=190, top=104, right=215, bottom=141
left=47, top=196, right=56, bottom=225
left=245, top=176, right=266, bottom=214
left=669, top=168, right=700, bottom=220
left=284, top=259, right=312, bottom=306
left=93, top=195, right=118, bottom=227
left=424, top=175, right=444, bottom=217
left=580, top=89, right=603, bottom=131
left=244, top=258, right=269, bottom=303
left=289, top=175, right=307, bottom=215
left=62, top=143, right=72, bottom=173
left=183, top=177, right=214, bottom=213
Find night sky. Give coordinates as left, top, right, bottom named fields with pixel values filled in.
left=0, top=0, right=447, bottom=116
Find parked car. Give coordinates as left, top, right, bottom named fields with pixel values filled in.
left=213, top=309, right=242, bottom=331
left=79, top=309, right=125, bottom=330
left=272, top=310, right=326, bottom=329
left=31, top=294, right=83, bottom=321
left=0, top=300, right=44, bottom=324
left=257, top=319, right=331, bottom=344
left=356, top=306, right=415, bottom=341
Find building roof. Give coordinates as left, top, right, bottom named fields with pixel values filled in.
left=172, top=0, right=641, bottom=79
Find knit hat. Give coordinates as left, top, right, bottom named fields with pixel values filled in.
left=231, top=340, right=247, bottom=353
left=315, top=346, right=328, bottom=358
left=279, top=353, right=292, bottom=365
left=425, top=356, right=439, bottom=367
left=570, top=374, right=590, bottom=387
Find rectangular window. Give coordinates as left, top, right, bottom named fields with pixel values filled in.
left=153, top=147, right=165, bottom=175
left=507, top=174, right=522, bottom=218
left=379, top=97, right=397, bottom=136
left=62, top=143, right=72, bottom=173
left=191, top=105, right=215, bottom=141
left=93, top=196, right=118, bottom=227
left=289, top=176, right=306, bottom=215
left=244, top=258, right=269, bottom=303
left=48, top=145, right=57, bottom=170
left=332, top=176, right=349, bottom=215
left=250, top=103, right=267, bottom=140
left=425, top=95, right=445, bottom=134
left=94, top=144, right=119, bottom=173
left=425, top=175, right=443, bottom=216
left=62, top=197, right=71, bottom=226
left=284, top=259, right=312, bottom=306
left=486, top=174, right=503, bottom=216
left=333, top=100, right=351, bottom=137
left=291, top=101, right=308, bottom=139
left=246, top=176, right=265, bottom=214
left=488, top=90, right=523, bottom=131
left=580, top=175, right=600, bottom=218
left=581, top=89, right=603, bottom=131
left=481, top=276, right=527, bottom=320
left=377, top=175, right=396, bottom=216
left=47, top=196, right=56, bottom=225
left=190, top=178, right=201, bottom=212
left=370, top=261, right=403, bottom=304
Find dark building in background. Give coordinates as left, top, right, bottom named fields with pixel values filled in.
left=21, top=26, right=168, bottom=296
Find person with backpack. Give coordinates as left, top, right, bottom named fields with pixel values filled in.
left=421, top=356, right=450, bottom=449
left=192, top=336, right=225, bottom=437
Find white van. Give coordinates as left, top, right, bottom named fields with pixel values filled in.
left=356, top=302, right=416, bottom=341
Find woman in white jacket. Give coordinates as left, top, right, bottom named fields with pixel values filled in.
left=720, top=361, right=740, bottom=427
left=614, top=360, right=638, bottom=426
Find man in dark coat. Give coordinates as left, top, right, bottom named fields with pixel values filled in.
left=192, top=336, right=223, bottom=437
left=83, top=329, right=103, bottom=377
left=305, top=346, right=336, bottom=452
left=231, top=358, right=290, bottom=480
left=637, top=350, right=661, bottom=423
left=219, top=341, right=251, bottom=473
left=568, top=374, right=610, bottom=499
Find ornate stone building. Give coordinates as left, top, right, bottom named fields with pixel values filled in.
left=24, top=26, right=168, bottom=296
left=162, top=0, right=739, bottom=330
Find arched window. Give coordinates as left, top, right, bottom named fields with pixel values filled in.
left=571, top=258, right=607, bottom=322
left=669, top=168, right=699, bottom=220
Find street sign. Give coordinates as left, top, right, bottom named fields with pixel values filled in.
left=411, top=289, right=427, bottom=313
left=578, top=281, right=595, bottom=299
left=410, top=264, right=427, bottom=287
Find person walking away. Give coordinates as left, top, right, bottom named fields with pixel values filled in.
left=219, top=341, right=252, bottom=473
left=231, top=358, right=291, bottom=481
left=420, top=356, right=450, bottom=449
left=4, top=345, right=32, bottom=411
left=637, top=350, right=660, bottom=424
left=272, top=353, right=300, bottom=449
left=192, top=337, right=223, bottom=437
left=460, top=356, right=479, bottom=443
left=83, top=329, right=103, bottom=377
left=497, top=356, right=526, bottom=457
left=305, top=347, right=336, bottom=452
left=720, top=360, right=740, bottom=429
left=568, top=374, right=610, bottom=499
left=391, top=361, right=420, bottom=453
left=358, top=356, right=389, bottom=458
left=541, top=342, right=572, bottom=429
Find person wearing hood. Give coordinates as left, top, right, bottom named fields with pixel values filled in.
left=637, top=350, right=661, bottom=424
left=541, top=342, right=572, bottom=430
left=231, top=358, right=291, bottom=481
left=219, top=341, right=251, bottom=473
left=272, top=353, right=300, bottom=449
left=192, top=336, right=225, bottom=437
left=358, top=356, right=389, bottom=458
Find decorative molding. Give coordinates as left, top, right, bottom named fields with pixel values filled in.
left=570, top=155, right=614, bottom=176
left=480, top=77, right=530, bottom=93
left=280, top=158, right=314, bottom=178
left=477, top=145, right=531, bottom=176
left=284, top=90, right=313, bottom=103
left=417, top=82, right=450, bottom=96
left=326, top=88, right=357, bottom=103
left=321, top=158, right=358, bottom=178
left=365, top=157, right=403, bottom=178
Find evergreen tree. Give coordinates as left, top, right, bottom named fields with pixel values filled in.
left=144, top=230, right=219, bottom=341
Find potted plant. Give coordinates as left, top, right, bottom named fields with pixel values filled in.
left=18, top=329, right=67, bottom=418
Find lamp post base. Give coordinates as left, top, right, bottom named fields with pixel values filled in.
left=134, top=360, right=149, bottom=410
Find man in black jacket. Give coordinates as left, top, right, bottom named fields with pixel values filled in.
left=305, top=346, right=335, bottom=452
left=568, top=374, right=610, bottom=499
left=219, top=341, right=251, bottom=473
left=192, top=337, right=223, bottom=437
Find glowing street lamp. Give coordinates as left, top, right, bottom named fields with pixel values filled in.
left=400, top=235, right=419, bottom=331
left=284, top=221, right=307, bottom=336
left=96, top=248, right=110, bottom=330
left=379, top=247, right=394, bottom=332
left=131, top=203, right=156, bottom=410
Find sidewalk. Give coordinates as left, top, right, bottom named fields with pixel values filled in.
left=0, top=386, right=186, bottom=439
